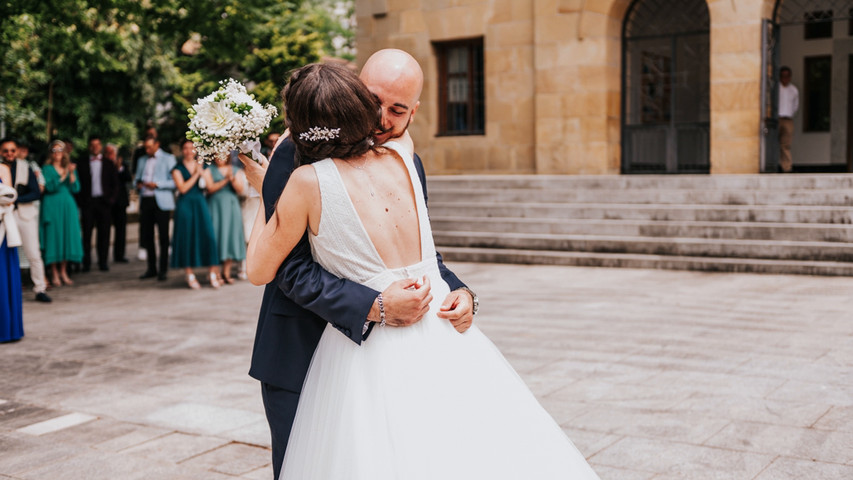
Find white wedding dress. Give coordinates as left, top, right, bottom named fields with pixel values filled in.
left=279, top=143, right=599, bottom=479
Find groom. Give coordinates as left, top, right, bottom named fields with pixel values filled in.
left=243, top=49, right=476, bottom=478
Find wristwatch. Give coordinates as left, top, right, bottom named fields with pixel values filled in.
left=458, top=287, right=479, bottom=315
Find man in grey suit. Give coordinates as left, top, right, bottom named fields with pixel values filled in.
left=134, top=135, right=176, bottom=281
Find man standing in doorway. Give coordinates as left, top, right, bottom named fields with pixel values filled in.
left=778, top=66, right=799, bottom=173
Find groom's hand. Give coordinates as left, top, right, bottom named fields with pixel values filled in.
left=369, top=276, right=433, bottom=327
left=437, top=290, right=474, bottom=333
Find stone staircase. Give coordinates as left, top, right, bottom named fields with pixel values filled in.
left=426, top=174, right=853, bottom=276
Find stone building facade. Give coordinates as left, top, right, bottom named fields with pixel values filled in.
left=355, top=0, right=853, bottom=175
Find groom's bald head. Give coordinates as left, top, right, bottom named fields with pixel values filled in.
left=360, top=49, right=423, bottom=144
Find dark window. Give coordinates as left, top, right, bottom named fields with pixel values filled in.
left=849, top=8, right=853, bottom=36
left=804, top=10, right=833, bottom=39
left=434, top=38, right=485, bottom=136
left=804, top=55, right=832, bottom=132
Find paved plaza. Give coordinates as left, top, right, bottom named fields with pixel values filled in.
left=1, top=254, right=852, bottom=479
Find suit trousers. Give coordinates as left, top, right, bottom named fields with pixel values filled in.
left=779, top=118, right=794, bottom=173
left=82, top=198, right=113, bottom=269
left=14, top=204, right=47, bottom=293
left=261, top=383, right=300, bottom=480
left=111, top=202, right=128, bottom=261
left=139, top=196, right=171, bottom=274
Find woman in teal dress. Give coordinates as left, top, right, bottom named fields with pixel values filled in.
left=171, top=140, right=221, bottom=289
left=40, top=140, right=83, bottom=286
left=0, top=161, right=23, bottom=342
left=203, top=154, right=246, bottom=284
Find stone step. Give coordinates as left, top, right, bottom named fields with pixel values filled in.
left=427, top=173, right=853, bottom=190
left=427, top=202, right=853, bottom=224
left=430, top=217, right=853, bottom=242
left=427, top=187, right=853, bottom=206
left=437, top=246, right=853, bottom=276
left=432, top=231, right=853, bottom=262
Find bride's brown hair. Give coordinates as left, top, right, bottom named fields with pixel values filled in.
left=282, top=63, right=383, bottom=166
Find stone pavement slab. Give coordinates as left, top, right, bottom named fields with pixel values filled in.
left=2, top=256, right=852, bottom=479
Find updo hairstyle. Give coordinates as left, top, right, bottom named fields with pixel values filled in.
left=282, top=63, right=382, bottom=166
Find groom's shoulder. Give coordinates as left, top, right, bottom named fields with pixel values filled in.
left=269, top=137, right=296, bottom=177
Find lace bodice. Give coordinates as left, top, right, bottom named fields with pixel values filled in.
left=308, top=142, right=437, bottom=292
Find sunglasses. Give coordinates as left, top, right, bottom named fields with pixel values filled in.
left=51, top=148, right=64, bottom=153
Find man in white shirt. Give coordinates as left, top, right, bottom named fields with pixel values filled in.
left=778, top=66, right=799, bottom=173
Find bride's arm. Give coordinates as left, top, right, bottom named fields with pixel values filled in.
left=246, top=164, right=319, bottom=285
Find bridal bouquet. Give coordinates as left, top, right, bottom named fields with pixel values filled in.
left=186, top=78, right=278, bottom=164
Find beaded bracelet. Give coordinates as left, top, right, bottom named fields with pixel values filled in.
left=378, top=293, right=386, bottom=327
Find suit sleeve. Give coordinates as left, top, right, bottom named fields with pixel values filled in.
left=17, top=169, right=41, bottom=204
left=269, top=140, right=379, bottom=344
left=157, top=155, right=177, bottom=191
left=134, top=158, right=145, bottom=185
left=118, top=162, right=133, bottom=183
left=413, top=153, right=466, bottom=292
left=104, top=161, right=119, bottom=204
left=277, top=238, right=379, bottom=344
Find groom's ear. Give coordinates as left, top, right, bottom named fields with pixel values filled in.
left=410, top=101, right=420, bottom=122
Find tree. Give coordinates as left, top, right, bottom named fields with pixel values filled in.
left=0, top=0, right=354, bottom=154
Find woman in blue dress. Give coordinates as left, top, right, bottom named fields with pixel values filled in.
left=202, top=154, right=246, bottom=284
left=0, top=159, right=24, bottom=343
left=170, top=140, right=221, bottom=289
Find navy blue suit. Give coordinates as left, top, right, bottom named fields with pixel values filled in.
left=250, top=138, right=465, bottom=477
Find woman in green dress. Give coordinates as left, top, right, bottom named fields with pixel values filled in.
left=40, top=140, right=83, bottom=286
left=170, top=140, right=221, bottom=289
left=203, top=154, right=246, bottom=284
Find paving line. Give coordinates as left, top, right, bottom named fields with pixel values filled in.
left=16, top=412, right=98, bottom=436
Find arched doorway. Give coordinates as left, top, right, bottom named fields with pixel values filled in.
left=763, top=0, right=853, bottom=172
left=621, top=0, right=710, bottom=174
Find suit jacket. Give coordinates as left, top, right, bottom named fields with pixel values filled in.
left=76, top=154, right=119, bottom=207
left=248, top=138, right=465, bottom=392
left=134, top=149, right=177, bottom=211
left=115, top=160, right=132, bottom=208
left=5, top=159, right=40, bottom=205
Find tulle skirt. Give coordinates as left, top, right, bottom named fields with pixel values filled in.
left=279, top=259, right=599, bottom=480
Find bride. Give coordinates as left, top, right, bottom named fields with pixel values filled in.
left=247, top=63, right=599, bottom=479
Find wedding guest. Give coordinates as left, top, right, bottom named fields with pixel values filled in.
left=260, top=132, right=281, bottom=159
left=0, top=138, right=50, bottom=302
left=203, top=153, right=245, bottom=284
left=17, top=141, right=45, bottom=193
left=135, top=135, right=176, bottom=281
left=40, top=140, right=83, bottom=287
left=77, top=135, right=119, bottom=272
left=170, top=140, right=221, bottom=289
left=132, top=126, right=157, bottom=262
left=106, top=144, right=131, bottom=263
left=1, top=157, right=24, bottom=342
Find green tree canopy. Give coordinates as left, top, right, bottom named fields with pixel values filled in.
left=0, top=0, right=353, bottom=156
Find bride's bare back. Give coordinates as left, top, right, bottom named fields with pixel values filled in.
left=247, top=142, right=422, bottom=285
left=331, top=148, right=422, bottom=269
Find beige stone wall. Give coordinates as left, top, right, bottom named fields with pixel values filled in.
left=707, top=0, right=775, bottom=174
left=531, top=0, right=629, bottom=174
left=356, top=0, right=537, bottom=175
left=355, top=0, right=777, bottom=175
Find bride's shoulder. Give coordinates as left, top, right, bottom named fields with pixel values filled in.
left=289, top=164, right=320, bottom=191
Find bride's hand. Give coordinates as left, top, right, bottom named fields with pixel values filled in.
left=370, top=276, right=433, bottom=327
left=238, top=152, right=267, bottom=192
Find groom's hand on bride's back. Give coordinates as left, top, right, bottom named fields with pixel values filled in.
left=369, top=276, right=433, bottom=327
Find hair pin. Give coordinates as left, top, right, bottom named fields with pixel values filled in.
left=299, top=126, right=341, bottom=142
